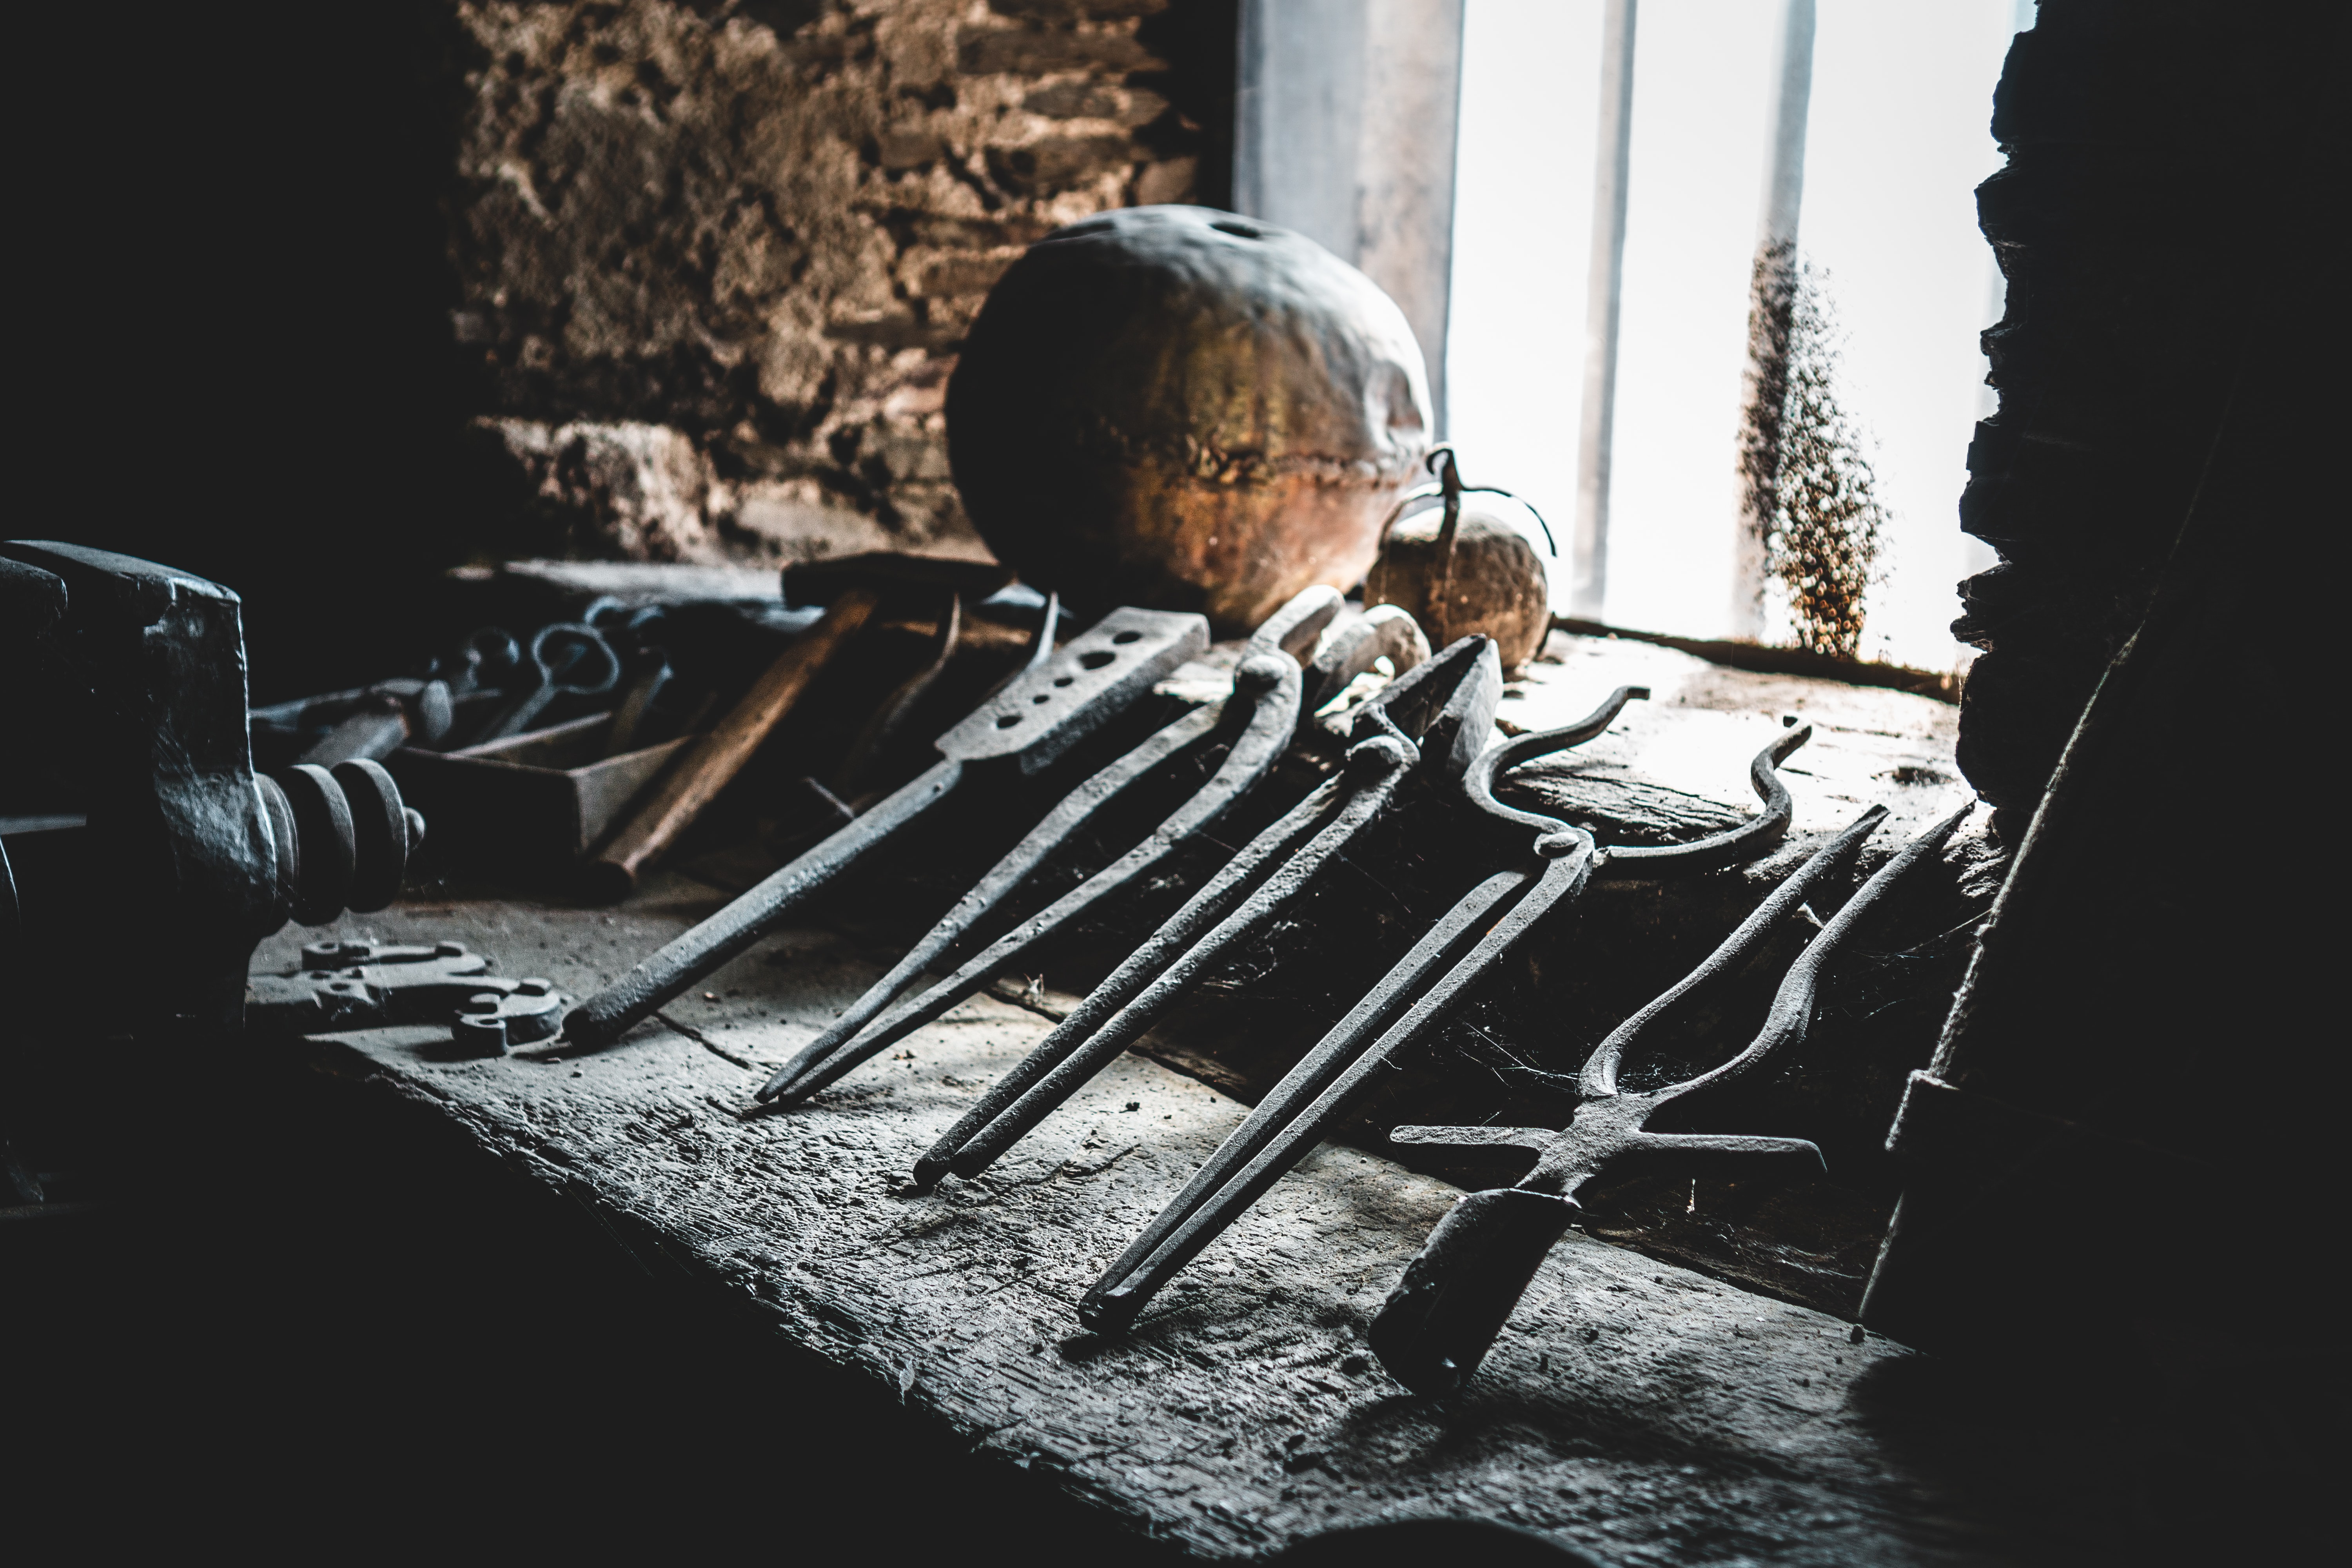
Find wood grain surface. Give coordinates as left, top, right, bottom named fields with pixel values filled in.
left=252, top=637, right=2201, bottom=1563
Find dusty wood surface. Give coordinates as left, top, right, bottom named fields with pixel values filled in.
left=249, top=637, right=2127, bottom=1564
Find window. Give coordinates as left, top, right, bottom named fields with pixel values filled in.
left=1439, top=1, right=2022, bottom=670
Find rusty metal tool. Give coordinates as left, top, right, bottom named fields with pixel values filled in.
left=906, top=631, right=1504, bottom=1187
left=581, top=588, right=885, bottom=902
left=1367, top=799, right=1973, bottom=1396
left=563, top=604, right=1209, bottom=1050
left=758, top=593, right=1430, bottom=1107
left=1077, top=701, right=1818, bottom=1332
left=247, top=938, right=565, bottom=1056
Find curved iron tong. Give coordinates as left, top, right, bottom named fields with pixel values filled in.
left=1368, top=796, right=1974, bottom=1396
left=901, top=630, right=1506, bottom=1187
left=757, top=590, right=1432, bottom=1105
left=1078, top=691, right=1817, bottom=1332
left=565, top=600, right=1211, bottom=1049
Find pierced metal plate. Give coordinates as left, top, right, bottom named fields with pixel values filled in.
left=935, top=606, right=1208, bottom=773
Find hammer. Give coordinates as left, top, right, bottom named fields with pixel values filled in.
left=581, top=554, right=1013, bottom=904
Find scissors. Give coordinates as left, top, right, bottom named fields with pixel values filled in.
left=469, top=622, right=622, bottom=745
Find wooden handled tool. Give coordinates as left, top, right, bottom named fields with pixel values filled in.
left=582, top=588, right=880, bottom=904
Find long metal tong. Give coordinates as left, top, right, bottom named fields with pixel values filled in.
left=1078, top=694, right=1817, bottom=1332
left=1367, top=797, right=1974, bottom=1396
left=757, top=589, right=1430, bottom=1104
left=903, top=633, right=1507, bottom=1187
left=564, top=603, right=1208, bottom=1049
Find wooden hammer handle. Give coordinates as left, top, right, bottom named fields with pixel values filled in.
left=586, top=588, right=880, bottom=902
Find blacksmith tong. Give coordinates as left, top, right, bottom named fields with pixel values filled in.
left=1369, top=797, right=1973, bottom=1394
left=907, top=631, right=1505, bottom=1187
left=1078, top=691, right=1818, bottom=1332
left=757, top=587, right=1429, bottom=1106
left=564, top=604, right=1214, bottom=1050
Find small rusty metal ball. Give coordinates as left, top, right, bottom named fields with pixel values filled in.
left=947, top=206, right=1432, bottom=636
left=1365, top=503, right=1551, bottom=671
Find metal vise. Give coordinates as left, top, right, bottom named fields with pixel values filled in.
left=0, top=541, right=424, bottom=1039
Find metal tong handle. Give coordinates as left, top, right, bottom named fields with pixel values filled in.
left=905, top=637, right=1502, bottom=1184
left=760, top=593, right=1342, bottom=1104
left=1078, top=684, right=1648, bottom=1329
left=760, top=590, right=1391, bottom=1106
left=1369, top=800, right=1973, bottom=1396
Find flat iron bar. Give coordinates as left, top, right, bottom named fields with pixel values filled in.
left=764, top=689, right=1274, bottom=1104
left=757, top=590, right=1343, bottom=1104
left=565, top=758, right=966, bottom=1049
left=563, top=605, right=1207, bottom=1050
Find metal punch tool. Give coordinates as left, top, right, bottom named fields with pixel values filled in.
left=757, top=589, right=1430, bottom=1107
left=1078, top=695, right=1819, bottom=1333
left=1368, top=797, right=1974, bottom=1396
left=564, top=604, right=1210, bottom=1051
left=906, top=631, right=1506, bottom=1187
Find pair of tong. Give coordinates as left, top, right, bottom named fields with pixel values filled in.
left=903, top=631, right=1507, bottom=1188
left=757, top=588, right=1430, bottom=1105
left=1367, top=797, right=1974, bottom=1395
left=1077, top=690, right=1813, bottom=1332
left=564, top=603, right=1210, bottom=1050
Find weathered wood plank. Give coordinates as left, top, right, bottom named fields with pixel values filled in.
left=249, top=639, right=2054, bottom=1562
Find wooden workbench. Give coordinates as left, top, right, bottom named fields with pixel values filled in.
left=245, top=635, right=2182, bottom=1564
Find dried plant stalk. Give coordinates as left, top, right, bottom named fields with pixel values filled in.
left=1739, top=247, right=1886, bottom=659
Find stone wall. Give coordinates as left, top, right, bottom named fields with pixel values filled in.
left=446, top=0, right=1235, bottom=566
left=1951, top=0, right=2335, bottom=827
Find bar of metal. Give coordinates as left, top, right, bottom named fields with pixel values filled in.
left=758, top=596, right=1428, bottom=1107
left=1079, top=700, right=1817, bottom=1332
left=563, top=604, right=1208, bottom=1051
left=1370, top=796, right=1973, bottom=1396
left=907, top=634, right=1505, bottom=1187
left=753, top=585, right=1345, bottom=1105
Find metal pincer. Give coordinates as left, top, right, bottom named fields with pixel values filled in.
left=1077, top=697, right=1818, bottom=1333
left=757, top=591, right=1429, bottom=1107
left=563, top=603, right=1210, bottom=1051
left=906, top=632, right=1505, bottom=1188
left=1367, top=797, right=1975, bottom=1396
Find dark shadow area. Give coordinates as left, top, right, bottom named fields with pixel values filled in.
left=21, top=4, right=483, bottom=703
left=6, top=1034, right=1188, bottom=1560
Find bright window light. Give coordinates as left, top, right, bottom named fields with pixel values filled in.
left=1446, top=0, right=2018, bottom=670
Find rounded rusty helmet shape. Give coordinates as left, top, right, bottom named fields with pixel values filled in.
left=947, top=205, right=1432, bottom=636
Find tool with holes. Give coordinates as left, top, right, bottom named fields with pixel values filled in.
left=563, top=606, right=1210, bottom=1051
left=757, top=592, right=1431, bottom=1108
left=583, top=555, right=1021, bottom=902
